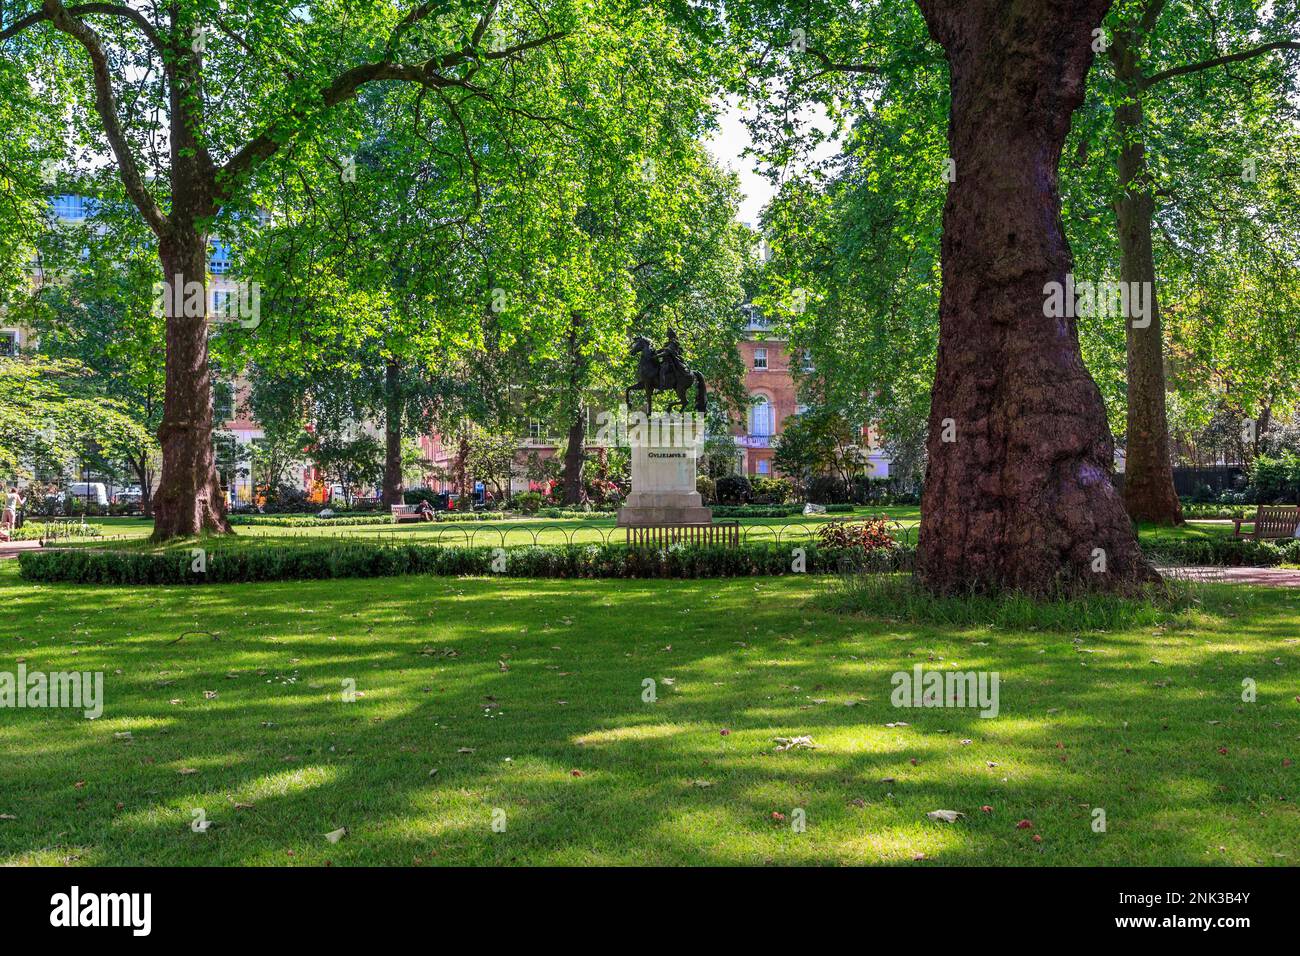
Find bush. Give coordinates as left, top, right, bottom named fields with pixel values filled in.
left=815, top=517, right=896, bottom=551
left=228, top=513, right=393, bottom=527
left=807, top=475, right=849, bottom=504
left=1141, top=536, right=1282, bottom=567
left=749, top=476, right=794, bottom=505
left=696, top=475, right=716, bottom=504
left=7, top=521, right=103, bottom=542
left=709, top=503, right=854, bottom=518
left=261, top=486, right=312, bottom=513
left=1249, top=453, right=1300, bottom=503
left=512, top=491, right=544, bottom=514
left=714, top=473, right=752, bottom=505
left=17, top=540, right=873, bottom=585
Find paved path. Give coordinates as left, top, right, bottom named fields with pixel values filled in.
left=0, top=540, right=42, bottom=560
left=1162, top=565, right=1300, bottom=587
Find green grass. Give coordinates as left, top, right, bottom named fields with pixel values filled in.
left=54, top=508, right=921, bottom=554
left=0, top=561, right=1296, bottom=866
left=41, top=509, right=1244, bottom=558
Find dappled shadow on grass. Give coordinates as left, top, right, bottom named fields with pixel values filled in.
left=0, top=570, right=1296, bottom=865
left=817, top=571, right=1278, bottom=633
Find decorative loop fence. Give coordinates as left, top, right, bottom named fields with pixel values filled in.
left=74, top=516, right=919, bottom=554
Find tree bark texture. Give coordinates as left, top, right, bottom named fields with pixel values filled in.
left=914, top=0, right=1156, bottom=593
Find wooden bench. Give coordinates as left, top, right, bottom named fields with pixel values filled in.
left=626, top=522, right=740, bottom=549
left=390, top=504, right=422, bottom=524
left=1231, top=505, right=1300, bottom=540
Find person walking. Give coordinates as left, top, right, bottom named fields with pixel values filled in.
left=2, top=485, right=20, bottom=541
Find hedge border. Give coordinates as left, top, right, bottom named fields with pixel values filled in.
left=17, top=541, right=910, bottom=586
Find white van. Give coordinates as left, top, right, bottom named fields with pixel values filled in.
left=65, top=482, right=110, bottom=506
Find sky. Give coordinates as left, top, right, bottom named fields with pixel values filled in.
left=704, top=97, right=841, bottom=227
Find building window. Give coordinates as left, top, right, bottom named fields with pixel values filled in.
left=52, top=195, right=89, bottom=220
left=0, top=331, right=18, bottom=357
left=209, top=242, right=231, bottom=275
left=796, top=403, right=808, bottom=417
left=756, top=459, right=771, bottom=475
left=753, top=347, right=767, bottom=370
left=212, top=382, right=235, bottom=422
left=211, top=290, right=231, bottom=317
left=800, top=349, right=814, bottom=372
left=750, top=395, right=773, bottom=437
left=528, top=419, right=545, bottom=441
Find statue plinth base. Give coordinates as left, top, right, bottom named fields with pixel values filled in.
left=616, top=437, right=711, bottom=527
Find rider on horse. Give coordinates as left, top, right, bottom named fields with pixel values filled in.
left=656, top=327, right=685, bottom=389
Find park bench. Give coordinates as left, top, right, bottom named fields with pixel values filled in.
left=626, top=522, right=740, bottom=549
left=1231, top=505, right=1300, bottom=540
left=390, top=504, right=422, bottom=524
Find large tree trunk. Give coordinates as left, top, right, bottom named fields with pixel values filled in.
left=381, top=357, right=404, bottom=507
left=915, top=0, right=1155, bottom=594
left=559, top=312, right=587, bottom=505
left=130, top=453, right=152, bottom=516
left=151, top=233, right=231, bottom=540
left=1111, top=33, right=1183, bottom=525
left=561, top=415, right=585, bottom=505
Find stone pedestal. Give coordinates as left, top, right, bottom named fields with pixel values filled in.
left=617, top=427, right=712, bottom=527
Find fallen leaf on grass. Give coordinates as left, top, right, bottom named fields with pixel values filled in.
left=773, top=735, right=817, bottom=752
left=926, top=810, right=964, bottom=823
left=324, top=827, right=347, bottom=844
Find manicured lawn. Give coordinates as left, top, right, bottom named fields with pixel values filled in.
left=40, top=509, right=1244, bottom=556
left=52, top=507, right=922, bottom=553
left=0, top=562, right=1295, bottom=865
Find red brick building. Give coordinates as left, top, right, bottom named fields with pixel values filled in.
left=733, top=307, right=890, bottom=479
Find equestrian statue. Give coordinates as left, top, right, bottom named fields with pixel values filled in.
left=625, top=328, right=707, bottom=414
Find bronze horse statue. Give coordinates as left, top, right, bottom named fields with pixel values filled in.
left=625, top=335, right=707, bottom=414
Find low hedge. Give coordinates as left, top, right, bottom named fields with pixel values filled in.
left=17, top=540, right=910, bottom=585
left=229, top=514, right=394, bottom=527
left=1178, top=503, right=1255, bottom=520
left=710, top=504, right=856, bottom=518
left=1142, top=536, right=1287, bottom=567
left=6, top=521, right=103, bottom=542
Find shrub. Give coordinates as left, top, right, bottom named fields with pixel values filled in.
left=815, top=517, right=896, bottom=552
left=229, top=514, right=392, bottom=527
left=1140, top=536, right=1282, bottom=567
left=696, top=475, right=716, bottom=504
left=749, top=476, right=794, bottom=505
left=7, top=521, right=103, bottom=542
left=807, top=475, right=849, bottom=504
left=17, top=540, right=877, bottom=585
left=710, top=504, right=854, bottom=518
left=1249, top=453, right=1300, bottom=503
left=512, top=491, right=544, bottom=514
left=261, top=486, right=312, bottom=513
left=714, top=473, right=752, bottom=505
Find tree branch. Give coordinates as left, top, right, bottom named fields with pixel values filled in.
left=0, top=1, right=162, bottom=49
left=215, top=20, right=566, bottom=206
left=39, top=0, right=168, bottom=235
left=1142, top=39, right=1300, bottom=89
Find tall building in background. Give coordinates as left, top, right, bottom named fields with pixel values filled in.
left=733, top=305, right=890, bottom=480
